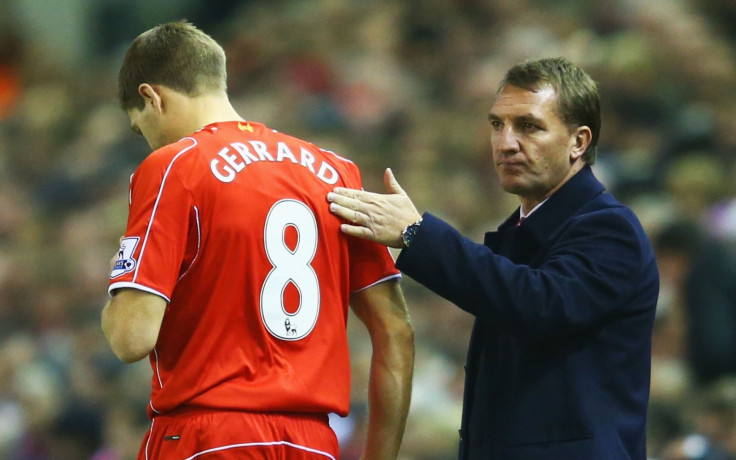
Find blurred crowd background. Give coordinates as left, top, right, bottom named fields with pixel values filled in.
left=1, top=0, right=736, bottom=459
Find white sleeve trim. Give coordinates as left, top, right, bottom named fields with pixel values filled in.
left=351, top=273, right=402, bottom=293
left=108, top=281, right=171, bottom=303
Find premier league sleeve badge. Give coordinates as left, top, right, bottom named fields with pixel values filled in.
left=110, top=237, right=140, bottom=278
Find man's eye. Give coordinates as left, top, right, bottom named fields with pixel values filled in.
left=490, top=121, right=502, bottom=129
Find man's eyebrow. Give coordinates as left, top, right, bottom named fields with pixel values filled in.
left=487, top=113, right=543, bottom=123
left=516, top=114, right=543, bottom=124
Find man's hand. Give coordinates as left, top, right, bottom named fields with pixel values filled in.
left=327, top=168, right=421, bottom=248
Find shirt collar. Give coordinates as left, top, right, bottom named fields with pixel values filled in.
left=499, top=166, right=606, bottom=242
left=519, top=198, right=549, bottom=220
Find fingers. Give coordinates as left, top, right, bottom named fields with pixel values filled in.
left=329, top=187, right=370, bottom=200
left=327, top=189, right=380, bottom=224
left=383, top=168, right=405, bottom=195
left=339, top=223, right=375, bottom=239
left=329, top=201, right=373, bottom=228
left=326, top=190, right=360, bottom=208
left=327, top=191, right=358, bottom=213
left=328, top=186, right=407, bottom=248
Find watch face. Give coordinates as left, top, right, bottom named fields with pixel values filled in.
left=402, top=223, right=419, bottom=247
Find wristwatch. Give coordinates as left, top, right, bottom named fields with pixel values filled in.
left=401, top=219, right=423, bottom=248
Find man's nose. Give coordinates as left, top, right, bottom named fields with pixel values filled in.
left=492, top=125, right=519, bottom=153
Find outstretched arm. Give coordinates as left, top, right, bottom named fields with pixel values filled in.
left=328, top=168, right=421, bottom=248
left=350, top=280, right=414, bottom=460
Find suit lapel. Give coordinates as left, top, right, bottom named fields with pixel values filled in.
left=484, top=166, right=605, bottom=263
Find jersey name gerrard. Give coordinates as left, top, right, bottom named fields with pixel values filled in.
left=109, top=121, right=399, bottom=418
left=210, top=133, right=341, bottom=185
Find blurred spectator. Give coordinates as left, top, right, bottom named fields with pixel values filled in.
left=657, top=378, right=736, bottom=459
left=654, top=220, right=736, bottom=385
left=46, top=403, right=116, bottom=460
left=1, top=0, right=736, bottom=458
left=0, top=30, right=23, bottom=120
left=662, top=153, right=731, bottom=224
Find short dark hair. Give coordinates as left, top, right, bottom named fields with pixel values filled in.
left=499, top=57, right=601, bottom=164
left=118, top=21, right=227, bottom=111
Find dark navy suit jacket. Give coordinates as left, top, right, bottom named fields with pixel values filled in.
left=396, top=166, right=659, bottom=459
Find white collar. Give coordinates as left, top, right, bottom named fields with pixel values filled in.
left=520, top=198, right=549, bottom=220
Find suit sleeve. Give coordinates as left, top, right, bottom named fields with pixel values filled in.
left=396, top=212, right=658, bottom=336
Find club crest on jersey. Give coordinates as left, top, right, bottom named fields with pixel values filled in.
left=110, top=237, right=140, bottom=279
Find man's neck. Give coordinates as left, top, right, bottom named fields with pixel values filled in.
left=519, top=161, right=586, bottom=214
left=186, top=92, right=245, bottom=130
left=163, top=88, right=245, bottom=138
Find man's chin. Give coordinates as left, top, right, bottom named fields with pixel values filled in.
left=500, top=178, right=528, bottom=196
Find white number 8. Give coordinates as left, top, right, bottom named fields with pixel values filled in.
left=260, top=199, right=320, bottom=340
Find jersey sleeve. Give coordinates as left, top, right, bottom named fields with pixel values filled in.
left=341, top=162, right=401, bottom=292
left=348, top=238, right=401, bottom=292
left=108, top=146, right=195, bottom=301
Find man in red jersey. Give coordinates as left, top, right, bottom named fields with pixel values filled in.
left=101, top=21, right=414, bottom=460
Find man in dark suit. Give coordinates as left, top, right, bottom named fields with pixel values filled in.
left=327, top=57, right=659, bottom=459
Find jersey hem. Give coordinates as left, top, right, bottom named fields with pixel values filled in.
left=351, top=273, right=401, bottom=293
left=108, top=282, right=171, bottom=302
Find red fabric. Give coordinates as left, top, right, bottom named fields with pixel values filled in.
left=138, top=410, right=338, bottom=460
left=0, top=66, right=21, bottom=120
left=110, top=121, right=399, bottom=418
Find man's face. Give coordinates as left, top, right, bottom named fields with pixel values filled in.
left=127, top=98, right=177, bottom=151
left=488, top=84, right=582, bottom=208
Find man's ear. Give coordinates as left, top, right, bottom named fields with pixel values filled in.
left=138, top=84, right=163, bottom=113
left=570, top=125, right=592, bottom=162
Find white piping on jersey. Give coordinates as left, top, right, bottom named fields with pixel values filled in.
left=148, top=348, right=163, bottom=418
left=153, top=347, right=163, bottom=389
left=183, top=441, right=337, bottom=460
left=107, top=281, right=171, bottom=302
left=133, top=137, right=198, bottom=284
left=145, top=418, right=154, bottom=460
left=178, top=205, right=201, bottom=281
left=149, top=400, right=161, bottom=414
left=319, top=148, right=353, bottom=164
left=352, top=273, right=402, bottom=293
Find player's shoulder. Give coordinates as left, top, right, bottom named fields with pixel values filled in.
left=268, top=128, right=352, bottom=161
left=269, top=127, right=362, bottom=181
left=137, top=137, right=200, bottom=175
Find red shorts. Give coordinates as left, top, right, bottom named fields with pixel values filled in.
left=137, top=409, right=339, bottom=460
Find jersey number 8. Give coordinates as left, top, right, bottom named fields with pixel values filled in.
left=260, top=199, right=320, bottom=341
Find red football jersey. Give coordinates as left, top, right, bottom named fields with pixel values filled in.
left=109, top=121, right=400, bottom=418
